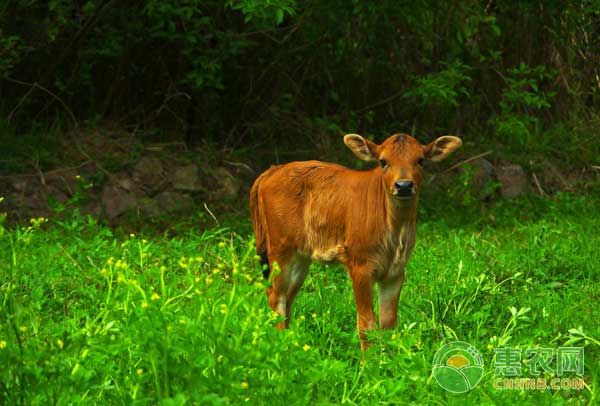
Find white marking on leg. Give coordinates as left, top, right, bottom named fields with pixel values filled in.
left=276, top=296, right=287, bottom=316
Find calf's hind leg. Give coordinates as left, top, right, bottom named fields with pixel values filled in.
left=266, top=253, right=311, bottom=329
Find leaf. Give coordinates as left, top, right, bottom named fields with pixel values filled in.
left=568, top=327, right=584, bottom=336
left=275, top=9, right=284, bottom=24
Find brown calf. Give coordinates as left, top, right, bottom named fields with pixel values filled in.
left=249, top=133, right=462, bottom=350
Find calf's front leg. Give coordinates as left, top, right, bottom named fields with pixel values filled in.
left=378, top=271, right=405, bottom=329
left=349, top=265, right=376, bottom=352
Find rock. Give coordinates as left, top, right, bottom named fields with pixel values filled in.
left=209, top=167, right=241, bottom=201
left=460, top=158, right=498, bottom=201
left=539, top=160, right=574, bottom=192
left=497, top=164, right=527, bottom=198
left=116, top=176, right=136, bottom=192
left=429, top=158, right=498, bottom=202
left=10, top=178, right=31, bottom=193
left=110, top=172, right=147, bottom=198
left=155, top=191, right=194, bottom=213
left=82, top=201, right=101, bottom=218
left=101, top=184, right=137, bottom=219
left=45, top=170, right=78, bottom=196
left=137, top=197, right=162, bottom=218
left=46, top=184, right=69, bottom=205
left=27, top=191, right=48, bottom=210
left=170, top=164, right=204, bottom=192
left=133, top=157, right=165, bottom=192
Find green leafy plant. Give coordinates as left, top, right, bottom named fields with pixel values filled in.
left=226, top=0, right=296, bottom=24
left=404, top=61, right=472, bottom=109
left=493, top=64, right=557, bottom=147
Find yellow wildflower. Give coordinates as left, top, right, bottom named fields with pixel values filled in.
left=151, top=293, right=160, bottom=301
left=303, top=344, right=310, bottom=351
left=57, top=339, right=64, bottom=349
left=0, top=341, right=7, bottom=349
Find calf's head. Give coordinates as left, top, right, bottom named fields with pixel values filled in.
left=344, top=133, right=462, bottom=199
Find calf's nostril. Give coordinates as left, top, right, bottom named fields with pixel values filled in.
left=394, top=181, right=414, bottom=190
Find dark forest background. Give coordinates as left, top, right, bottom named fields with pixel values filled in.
left=1, top=0, right=600, bottom=172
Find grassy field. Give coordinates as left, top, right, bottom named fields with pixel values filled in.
left=0, top=192, right=599, bottom=405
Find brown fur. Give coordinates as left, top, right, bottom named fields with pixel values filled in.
left=249, top=133, right=462, bottom=350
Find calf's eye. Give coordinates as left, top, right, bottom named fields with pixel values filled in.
left=417, top=157, right=424, bottom=166
left=379, top=159, right=388, bottom=168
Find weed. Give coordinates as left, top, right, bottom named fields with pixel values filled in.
left=0, top=193, right=598, bottom=404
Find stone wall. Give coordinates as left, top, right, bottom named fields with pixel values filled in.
left=0, top=155, right=251, bottom=224
left=0, top=153, right=592, bottom=225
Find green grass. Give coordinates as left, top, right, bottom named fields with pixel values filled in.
left=0, top=193, right=599, bottom=405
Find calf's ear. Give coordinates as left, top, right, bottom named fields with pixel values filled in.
left=344, top=134, right=379, bottom=162
left=424, top=136, right=462, bottom=162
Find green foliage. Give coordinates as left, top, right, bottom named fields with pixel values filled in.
left=226, top=0, right=296, bottom=24
left=405, top=62, right=472, bottom=109
left=0, top=120, right=65, bottom=173
left=0, top=31, right=26, bottom=75
left=499, top=64, right=556, bottom=114
left=493, top=64, right=557, bottom=148
left=0, top=0, right=599, bottom=163
left=0, top=194, right=599, bottom=404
